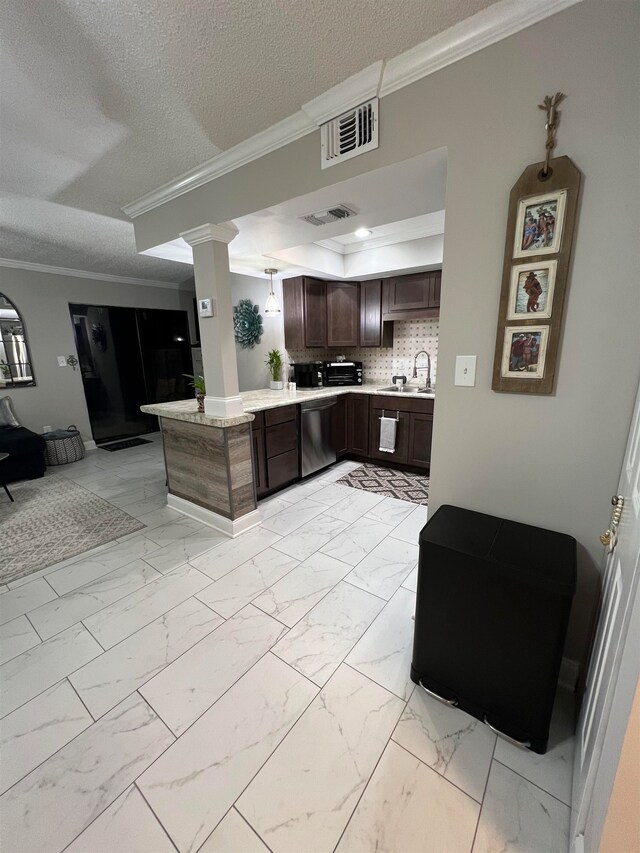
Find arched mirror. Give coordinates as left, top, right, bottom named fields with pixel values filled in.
left=0, top=294, right=36, bottom=388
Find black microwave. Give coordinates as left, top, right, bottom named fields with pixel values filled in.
left=291, top=362, right=323, bottom=387
left=322, top=361, right=363, bottom=386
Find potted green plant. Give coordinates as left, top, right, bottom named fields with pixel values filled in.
left=183, top=374, right=206, bottom=412
left=265, top=349, right=284, bottom=390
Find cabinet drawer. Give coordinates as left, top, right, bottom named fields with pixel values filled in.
left=267, top=448, right=299, bottom=489
left=265, top=405, right=297, bottom=426
left=266, top=420, right=297, bottom=458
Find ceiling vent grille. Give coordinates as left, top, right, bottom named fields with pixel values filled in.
left=320, top=98, right=379, bottom=169
left=299, top=204, right=357, bottom=227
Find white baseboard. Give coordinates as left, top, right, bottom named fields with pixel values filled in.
left=84, top=440, right=97, bottom=451
left=167, top=493, right=261, bottom=538
left=559, top=657, right=580, bottom=691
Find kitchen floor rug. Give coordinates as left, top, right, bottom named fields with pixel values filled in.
left=0, top=475, right=144, bottom=584
left=336, top=462, right=429, bottom=505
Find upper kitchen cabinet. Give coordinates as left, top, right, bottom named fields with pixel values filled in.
left=283, top=276, right=327, bottom=348
left=360, top=280, right=394, bottom=348
left=382, top=270, right=442, bottom=320
left=327, top=281, right=359, bottom=347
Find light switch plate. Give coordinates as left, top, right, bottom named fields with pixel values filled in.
left=57, top=356, right=67, bottom=367
left=198, top=298, right=214, bottom=318
left=455, top=355, right=477, bottom=386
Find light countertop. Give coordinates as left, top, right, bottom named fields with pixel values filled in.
left=142, top=382, right=435, bottom=427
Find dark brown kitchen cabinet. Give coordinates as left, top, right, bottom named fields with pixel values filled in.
left=369, top=394, right=434, bottom=470
left=251, top=412, right=268, bottom=498
left=347, top=395, right=370, bottom=456
left=283, top=277, right=327, bottom=349
left=369, top=409, right=412, bottom=464
left=407, top=412, right=434, bottom=468
left=360, top=280, right=394, bottom=348
left=327, top=282, right=359, bottom=347
left=383, top=270, right=442, bottom=320
left=333, top=395, right=348, bottom=457
left=252, top=406, right=300, bottom=496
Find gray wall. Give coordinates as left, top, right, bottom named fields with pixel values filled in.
left=231, top=273, right=285, bottom=392
left=131, top=1, right=640, bottom=666
left=0, top=266, right=194, bottom=441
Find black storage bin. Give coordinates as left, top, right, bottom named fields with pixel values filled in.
left=411, top=504, right=576, bottom=754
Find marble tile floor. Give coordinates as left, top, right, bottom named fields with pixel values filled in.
left=0, top=432, right=574, bottom=852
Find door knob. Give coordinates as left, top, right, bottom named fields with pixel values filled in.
left=600, top=495, right=624, bottom=551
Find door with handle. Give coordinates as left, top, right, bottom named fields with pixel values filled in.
left=571, top=376, right=640, bottom=852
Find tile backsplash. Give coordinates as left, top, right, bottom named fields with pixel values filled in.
left=286, top=318, right=439, bottom=385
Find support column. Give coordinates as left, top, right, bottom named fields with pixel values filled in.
left=180, top=223, right=242, bottom=418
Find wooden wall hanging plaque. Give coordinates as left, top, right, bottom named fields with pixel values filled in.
left=492, top=155, right=581, bottom=394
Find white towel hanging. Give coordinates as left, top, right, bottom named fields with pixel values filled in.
left=379, top=415, right=397, bottom=453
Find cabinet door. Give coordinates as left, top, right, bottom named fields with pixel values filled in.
left=387, top=273, right=431, bottom=313
left=359, top=280, right=383, bottom=347
left=347, top=395, right=370, bottom=456
left=369, top=408, right=410, bottom=463
left=429, top=270, right=442, bottom=309
left=283, top=277, right=304, bottom=350
left=333, top=395, right=348, bottom=456
left=407, top=412, right=433, bottom=469
left=327, top=282, right=359, bottom=347
left=303, top=279, right=327, bottom=347
left=252, top=427, right=268, bottom=498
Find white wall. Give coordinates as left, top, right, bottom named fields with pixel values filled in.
left=231, top=273, right=285, bottom=391
left=0, top=265, right=194, bottom=440
left=130, top=1, right=640, bottom=666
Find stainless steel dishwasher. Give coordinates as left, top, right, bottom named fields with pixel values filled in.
left=300, top=397, right=337, bottom=477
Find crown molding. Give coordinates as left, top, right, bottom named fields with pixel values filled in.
left=180, top=223, right=239, bottom=246
left=122, top=0, right=584, bottom=220
left=301, top=61, right=384, bottom=127
left=123, top=111, right=315, bottom=219
left=380, top=0, right=584, bottom=97
left=0, top=257, right=186, bottom=290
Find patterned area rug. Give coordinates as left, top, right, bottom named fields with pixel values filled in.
left=0, top=476, right=144, bottom=584
left=337, top=463, right=429, bottom=505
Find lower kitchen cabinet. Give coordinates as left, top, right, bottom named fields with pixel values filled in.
left=252, top=406, right=300, bottom=497
left=333, top=395, right=348, bottom=457
left=369, top=395, right=434, bottom=471
left=347, top=395, right=370, bottom=456
left=407, top=411, right=434, bottom=468
left=370, top=409, right=411, bottom=464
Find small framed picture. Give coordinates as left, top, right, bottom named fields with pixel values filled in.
left=501, top=325, right=549, bottom=380
left=513, top=190, right=567, bottom=258
left=507, top=260, right=557, bottom=320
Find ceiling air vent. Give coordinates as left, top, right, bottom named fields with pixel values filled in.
left=299, top=204, right=357, bottom=227
left=320, top=98, right=378, bottom=169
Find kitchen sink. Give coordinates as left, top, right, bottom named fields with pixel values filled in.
left=377, top=385, right=435, bottom=395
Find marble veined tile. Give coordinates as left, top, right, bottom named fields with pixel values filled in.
left=253, top=551, right=352, bottom=627
left=392, top=686, right=496, bottom=802
left=70, top=598, right=223, bottom=719
left=494, top=688, right=575, bottom=805
left=28, top=559, right=161, bottom=640
left=142, top=516, right=205, bottom=546
left=272, top=581, right=384, bottom=686
left=337, top=740, right=479, bottom=853
left=304, top=482, right=355, bottom=506
left=189, top=528, right=282, bottom=580
left=0, top=680, right=92, bottom=794
left=140, top=604, right=287, bottom=735
left=257, top=495, right=294, bottom=521
left=473, top=761, right=570, bottom=853
left=401, top=564, right=418, bottom=592
left=46, top=536, right=162, bottom=595
left=364, top=494, right=417, bottom=526
left=236, top=664, right=404, bottom=853
left=141, top=530, right=227, bottom=574
left=0, top=615, right=40, bottom=665
left=319, top=517, right=395, bottom=567
left=260, top=498, right=326, bottom=536
left=138, top=653, right=318, bottom=853
left=199, top=809, right=270, bottom=853
left=0, top=623, right=102, bottom=718
left=346, top=586, right=416, bottom=700
left=272, top=515, right=350, bottom=562
left=389, top=504, right=428, bottom=544
left=66, top=785, right=175, bottom=853
left=82, top=563, right=212, bottom=649
left=196, top=548, right=299, bottom=618
left=322, top=489, right=386, bottom=524
left=0, top=578, right=58, bottom=626
left=345, top=537, right=418, bottom=600
left=0, top=693, right=174, bottom=853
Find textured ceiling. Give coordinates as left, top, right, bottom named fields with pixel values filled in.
left=0, top=0, right=497, bottom=280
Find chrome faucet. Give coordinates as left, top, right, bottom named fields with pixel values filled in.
left=412, top=350, right=432, bottom=389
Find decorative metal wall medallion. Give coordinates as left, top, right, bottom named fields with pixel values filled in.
left=233, top=299, right=263, bottom=348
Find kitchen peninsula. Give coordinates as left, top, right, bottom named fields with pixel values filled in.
left=142, top=383, right=435, bottom=537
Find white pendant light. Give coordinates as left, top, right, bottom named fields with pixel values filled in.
left=264, top=268, right=281, bottom=315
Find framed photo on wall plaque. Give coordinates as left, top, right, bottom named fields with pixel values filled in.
left=492, top=155, right=582, bottom=395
